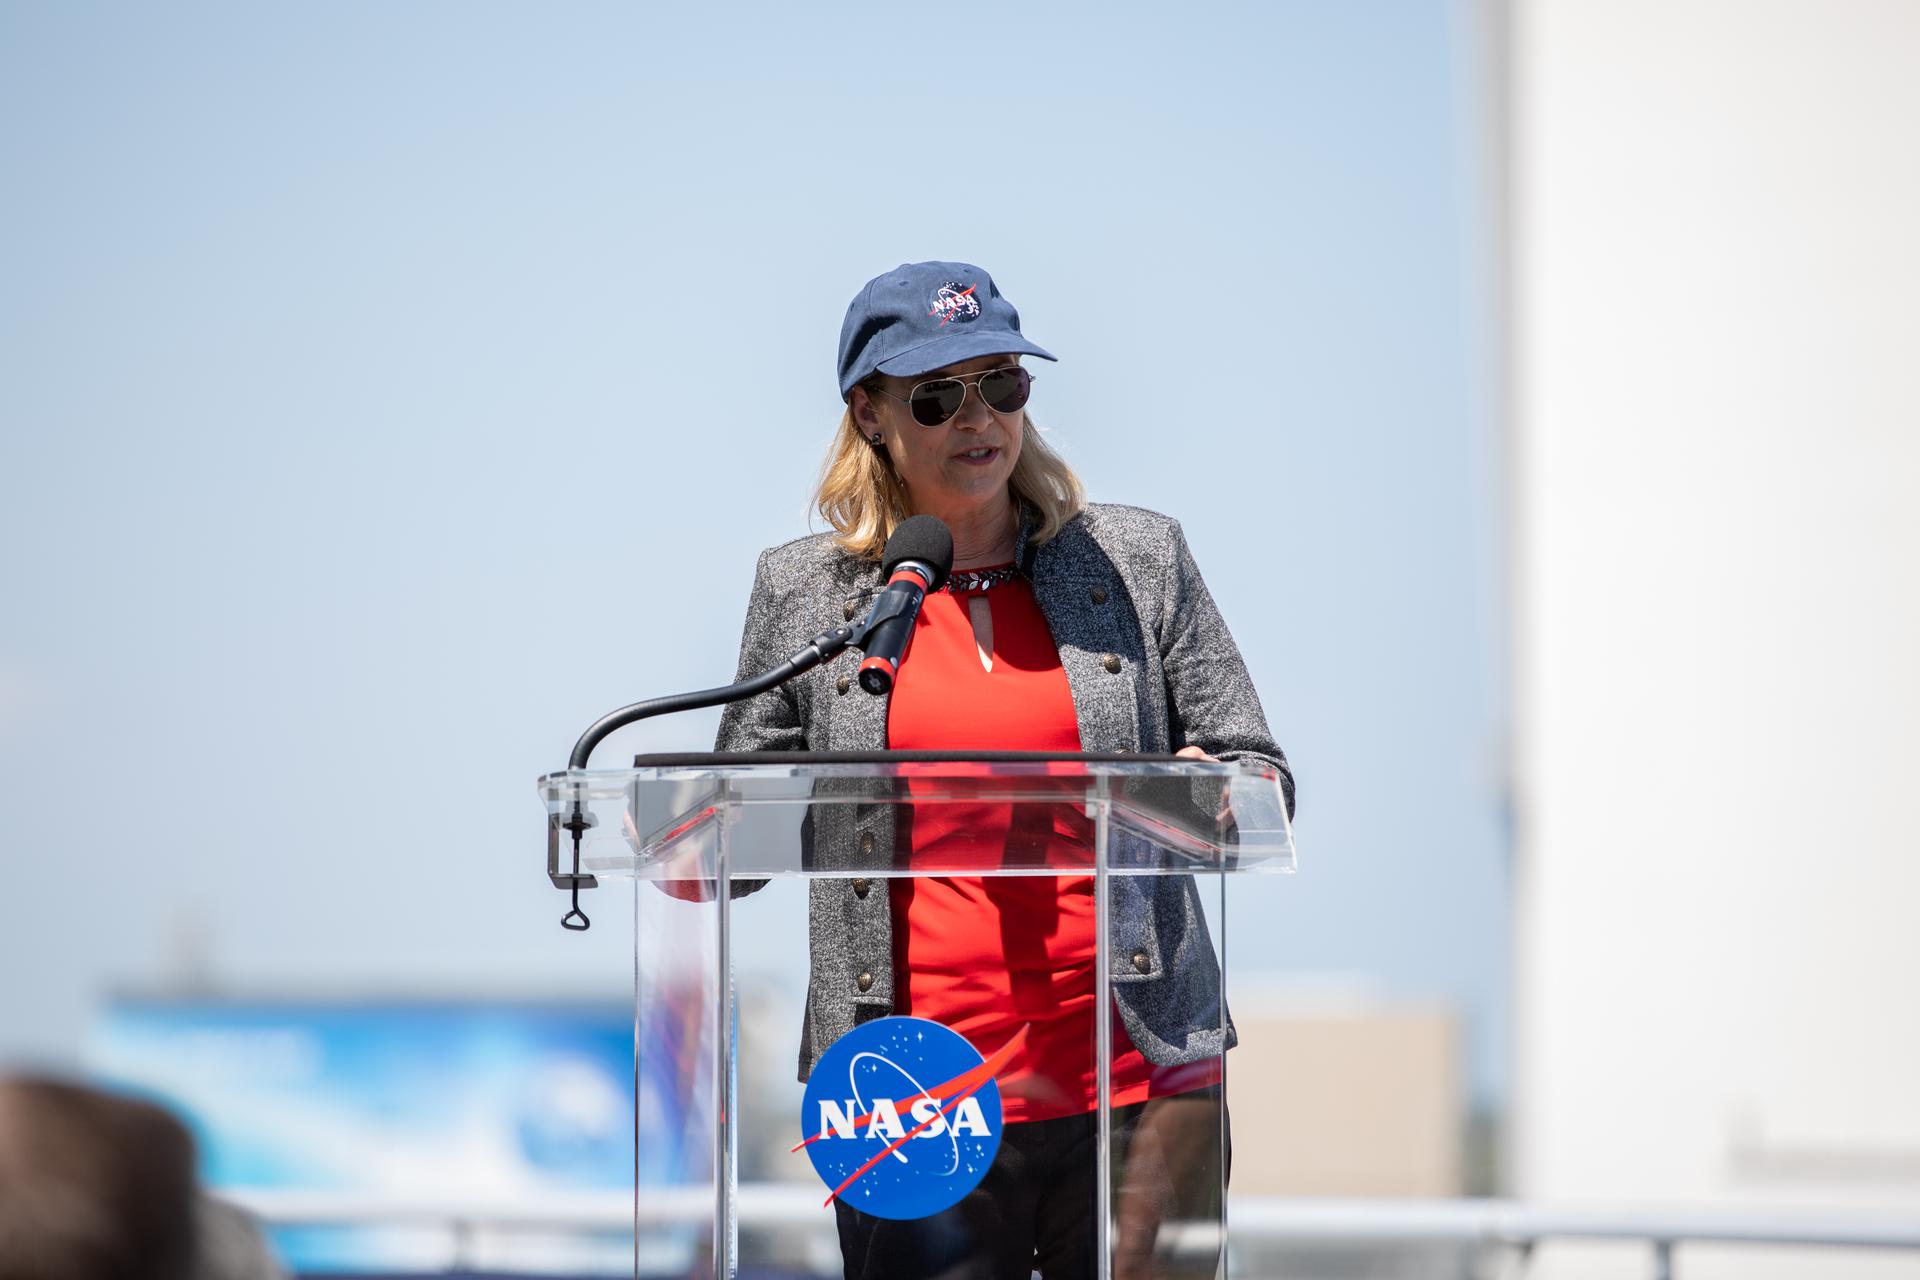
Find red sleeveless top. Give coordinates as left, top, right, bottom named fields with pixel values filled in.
left=885, top=569, right=1220, bottom=1123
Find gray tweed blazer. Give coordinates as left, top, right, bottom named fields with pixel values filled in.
left=714, top=502, right=1294, bottom=1081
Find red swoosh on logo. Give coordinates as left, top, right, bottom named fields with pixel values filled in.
left=818, top=1079, right=990, bottom=1206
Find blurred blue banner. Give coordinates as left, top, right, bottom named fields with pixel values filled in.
left=88, top=997, right=651, bottom=1272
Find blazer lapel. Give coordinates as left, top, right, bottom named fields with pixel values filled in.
left=828, top=561, right=889, bottom=752
left=1029, top=519, right=1139, bottom=755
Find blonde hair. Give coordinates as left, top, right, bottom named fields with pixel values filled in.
left=813, top=385, right=1087, bottom=561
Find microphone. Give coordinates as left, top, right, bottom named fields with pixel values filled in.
left=855, top=516, right=954, bottom=695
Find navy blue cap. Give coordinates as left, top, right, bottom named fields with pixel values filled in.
left=837, top=261, right=1056, bottom=400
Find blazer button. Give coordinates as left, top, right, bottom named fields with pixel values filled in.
left=836, top=674, right=851, bottom=696
left=851, top=877, right=870, bottom=898
left=1130, top=950, right=1152, bottom=974
left=859, top=831, right=875, bottom=856
left=1103, top=653, right=1123, bottom=674
left=1090, top=586, right=1108, bottom=605
left=856, top=971, right=874, bottom=992
left=844, top=600, right=858, bottom=621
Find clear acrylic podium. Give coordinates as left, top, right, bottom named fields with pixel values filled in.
left=540, top=752, right=1294, bottom=1279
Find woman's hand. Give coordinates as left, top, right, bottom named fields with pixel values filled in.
left=1174, top=745, right=1234, bottom=833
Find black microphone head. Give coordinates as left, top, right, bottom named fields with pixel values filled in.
left=882, top=515, right=954, bottom=592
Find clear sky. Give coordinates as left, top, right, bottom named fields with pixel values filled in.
left=0, top=2, right=1507, bottom=1102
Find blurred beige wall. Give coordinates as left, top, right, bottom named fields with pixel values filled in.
left=1228, top=1002, right=1462, bottom=1196
left=1509, top=0, right=1920, bottom=1274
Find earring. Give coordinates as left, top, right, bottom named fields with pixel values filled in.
left=869, top=433, right=884, bottom=445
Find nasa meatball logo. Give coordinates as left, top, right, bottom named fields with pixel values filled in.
left=795, top=1016, right=1020, bottom=1219
left=928, top=281, right=982, bottom=327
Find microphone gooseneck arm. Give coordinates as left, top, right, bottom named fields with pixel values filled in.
left=564, top=671, right=791, bottom=770
left=552, top=621, right=859, bottom=932
left=553, top=514, right=955, bottom=932
left=567, top=622, right=858, bottom=770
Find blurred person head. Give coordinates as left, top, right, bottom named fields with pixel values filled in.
left=0, top=1076, right=199, bottom=1280
left=0, top=1077, right=283, bottom=1280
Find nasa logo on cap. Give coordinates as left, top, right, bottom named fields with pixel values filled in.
left=794, top=1016, right=1020, bottom=1220
left=929, top=281, right=982, bottom=327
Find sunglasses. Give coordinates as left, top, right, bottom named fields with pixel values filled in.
left=872, top=365, right=1034, bottom=428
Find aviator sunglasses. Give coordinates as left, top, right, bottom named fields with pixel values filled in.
left=872, top=365, right=1034, bottom=428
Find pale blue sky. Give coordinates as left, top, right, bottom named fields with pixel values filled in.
left=0, top=2, right=1506, bottom=1101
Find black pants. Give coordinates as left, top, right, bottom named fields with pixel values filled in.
left=832, top=1090, right=1228, bottom=1280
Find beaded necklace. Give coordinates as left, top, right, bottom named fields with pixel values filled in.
left=941, top=565, right=1021, bottom=594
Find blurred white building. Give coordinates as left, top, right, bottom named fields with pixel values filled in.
left=1508, top=1, right=1920, bottom=1275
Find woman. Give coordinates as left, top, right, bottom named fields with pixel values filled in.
left=716, top=261, right=1293, bottom=1280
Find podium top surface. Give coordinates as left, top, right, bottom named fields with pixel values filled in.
left=631, top=749, right=1193, bottom=767
left=538, top=753, right=1295, bottom=878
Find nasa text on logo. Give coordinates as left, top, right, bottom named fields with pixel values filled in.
left=928, top=281, right=983, bottom=327
left=795, top=1016, right=1022, bottom=1220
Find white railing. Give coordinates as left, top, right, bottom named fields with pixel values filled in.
left=1230, top=1199, right=1920, bottom=1279
left=224, top=1189, right=1920, bottom=1278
